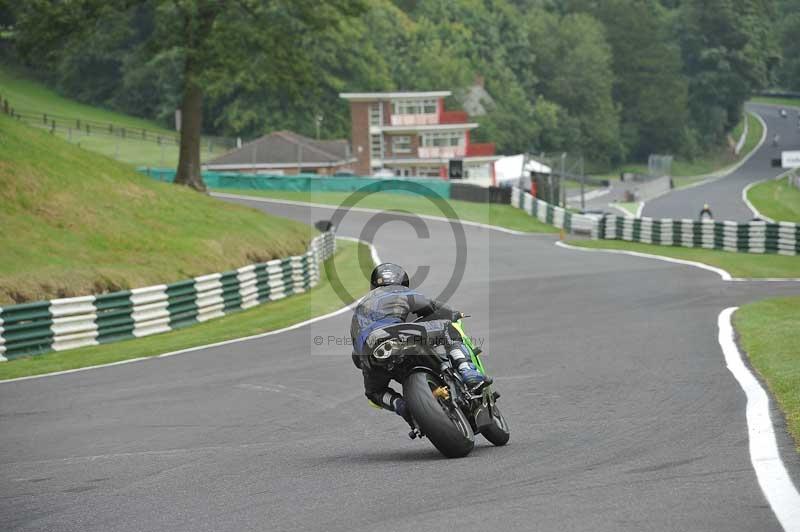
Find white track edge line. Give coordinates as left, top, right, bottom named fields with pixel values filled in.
left=743, top=181, right=776, bottom=222
left=0, top=238, right=381, bottom=384
left=554, top=241, right=732, bottom=280
left=718, top=307, right=800, bottom=532
left=610, top=203, right=635, bottom=218
left=211, top=191, right=534, bottom=236
left=555, top=241, right=800, bottom=282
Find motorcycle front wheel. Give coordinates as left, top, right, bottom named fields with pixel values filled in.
left=403, top=371, right=474, bottom=458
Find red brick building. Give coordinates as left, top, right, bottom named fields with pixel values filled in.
left=340, top=91, right=498, bottom=181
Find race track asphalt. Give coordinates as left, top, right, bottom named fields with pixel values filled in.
left=1, top=197, right=799, bottom=532
left=643, top=103, right=800, bottom=221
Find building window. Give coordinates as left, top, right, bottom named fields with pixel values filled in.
left=392, top=135, right=412, bottom=154
left=421, top=131, right=464, bottom=147
left=417, top=167, right=441, bottom=177
left=392, top=99, right=438, bottom=115
left=369, top=102, right=382, bottom=126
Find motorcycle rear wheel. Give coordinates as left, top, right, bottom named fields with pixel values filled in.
left=404, top=372, right=474, bottom=458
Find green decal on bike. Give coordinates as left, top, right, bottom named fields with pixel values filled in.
left=452, top=319, right=486, bottom=375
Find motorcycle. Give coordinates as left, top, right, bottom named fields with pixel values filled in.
left=364, top=314, right=510, bottom=458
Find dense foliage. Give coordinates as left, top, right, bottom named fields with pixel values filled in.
left=5, top=0, right=791, bottom=170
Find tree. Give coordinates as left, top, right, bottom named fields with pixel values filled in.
left=774, top=0, right=800, bottom=90
left=15, top=0, right=365, bottom=191
left=571, top=0, right=688, bottom=159
left=525, top=9, right=621, bottom=165
left=679, top=0, right=778, bottom=144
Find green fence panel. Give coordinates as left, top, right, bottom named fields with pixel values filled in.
left=219, top=271, right=242, bottom=312
left=139, top=168, right=451, bottom=199
left=95, top=291, right=135, bottom=344
left=0, top=301, right=54, bottom=358
left=165, top=280, right=198, bottom=328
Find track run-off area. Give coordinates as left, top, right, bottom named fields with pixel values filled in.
left=1, top=180, right=799, bottom=531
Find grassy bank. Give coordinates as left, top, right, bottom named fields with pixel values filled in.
left=566, top=239, right=800, bottom=279
left=0, top=114, right=314, bottom=305
left=734, top=296, right=800, bottom=450
left=0, top=239, right=370, bottom=380
left=214, top=189, right=560, bottom=233
left=747, top=175, right=800, bottom=223
left=0, top=64, right=226, bottom=166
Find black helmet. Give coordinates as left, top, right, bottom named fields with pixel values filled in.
left=370, top=263, right=409, bottom=290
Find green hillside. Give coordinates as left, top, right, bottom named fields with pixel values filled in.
left=0, top=114, right=313, bottom=305
left=0, top=65, right=228, bottom=166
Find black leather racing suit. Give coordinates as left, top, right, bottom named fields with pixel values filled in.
left=350, top=285, right=466, bottom=413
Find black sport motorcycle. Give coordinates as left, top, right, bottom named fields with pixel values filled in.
left=364, top=315, right=510, bottom=458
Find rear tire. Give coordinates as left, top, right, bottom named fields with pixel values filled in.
left=481, top=404, right=510, bottom=446
left=403, top=372, right=474, bottom=458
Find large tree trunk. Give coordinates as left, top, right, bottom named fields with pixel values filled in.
left=174, top=75, right=206, bottom=192
left=173, top=0, right=219, bottom=193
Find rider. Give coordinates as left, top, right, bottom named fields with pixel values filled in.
left=350, top=263, right=485, bottom=423
left=699, top=202, right=713, bottom=220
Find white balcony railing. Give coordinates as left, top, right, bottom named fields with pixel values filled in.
left=390, top=113, right=439, bottom=126
left=418, top=146, right=466, bottom=159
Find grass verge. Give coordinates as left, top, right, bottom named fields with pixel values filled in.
left=747, top=175, right=800, bottom=223
left=214, top=189, right=560, bottom=234
left=0, top=64, right=226, bottom=166
left=566, top=239, right=800, bottom=279
left=612, top=202, right=640, bottom=216
left=0, top=114, right=313, bottom=304
left=734, top=296, right=800, bottom=451
left=750, top=96, right=800, bottom=109
left=0, top=239, right=370, bottom=381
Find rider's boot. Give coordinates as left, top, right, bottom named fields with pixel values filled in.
left=457, top=360, right=485, bottom=387
left=449, top=344, right=485, bottom=387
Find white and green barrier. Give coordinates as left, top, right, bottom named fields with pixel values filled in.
left=0, top=231, right=336, bottom=362
left=599, top=216, right=799, bottom=255
left=511, top=187, right=600, bottom=237
left=510, top=187, right=799, bottom=255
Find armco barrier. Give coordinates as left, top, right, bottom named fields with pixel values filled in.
left=0, top=231, right=336, bottom=362
left=511, top=187, right=600, bottom=237
left=600, top=216, right=799, bottom=255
